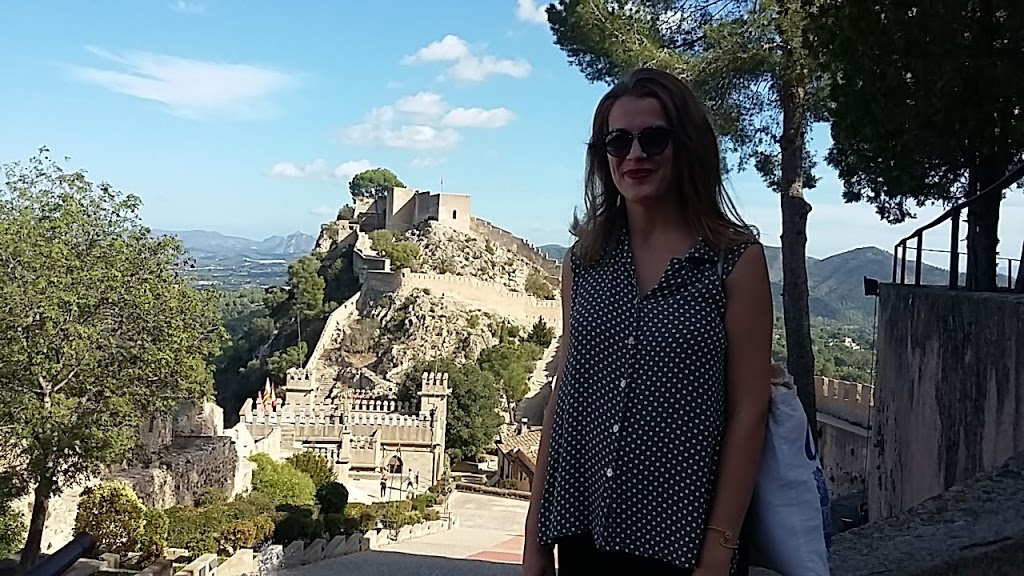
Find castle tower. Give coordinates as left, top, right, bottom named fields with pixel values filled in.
left=418, top=372, right=451, bottom=483
left=284, top=367, right=317, bottom=408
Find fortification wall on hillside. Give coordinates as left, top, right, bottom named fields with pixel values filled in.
left=470, top=216, right=562, bottom=283
left=813, top=376, right=873, bottom=499
left=362, top=269, right=562, bottom=328
left=305, top=292, right=361, bottom=371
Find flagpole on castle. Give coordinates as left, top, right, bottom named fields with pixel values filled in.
left=440, top=177, right=444, bottom=193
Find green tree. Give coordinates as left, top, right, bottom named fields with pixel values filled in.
left=266, top=342, right=308, bottom=385
left=288, top=254, right=325, bottom=318
left=524, top=318, right=557, bottom=349
left=399, top=360, right=502, bottom=463
left=813, top=1, right=1024, bottom=292
left=337, top=204, right=355, bottom=220
left=249, top=453, right=316, bottom=506
left=546, top=0, right=821, bottom=427
left=349, top=168, right=406, bottom=200
left=286, top=451, right=338, bottom=489
left=75, top=481, right=146, bottom=554
left=477, top=343, right=534, bottom=406
left=0, top=149, right=225, bottom=570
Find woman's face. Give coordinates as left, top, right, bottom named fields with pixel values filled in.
left=605, top=95, right=674, bottom=204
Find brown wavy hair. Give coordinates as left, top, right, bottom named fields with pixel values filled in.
left=570, top=68, right=756, bottom=264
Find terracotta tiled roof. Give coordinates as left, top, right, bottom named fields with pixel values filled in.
left=498, top=428, right=543, bottom=457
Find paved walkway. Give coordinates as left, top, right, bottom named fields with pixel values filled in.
left=280, top=491, right=530, bottom=576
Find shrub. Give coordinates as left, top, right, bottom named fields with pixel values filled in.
left=316, top=482, right=349, bottom=516
left=0, top=504, right=26, bottom=558
left=525, top=270, right=555, bottom=300
left=273, top=506, right=317, bottom=544
left=385, top=242, right=420, bottom=269
left=422, top=508, right=441, bottom=522
left=250, top=453, right=315, bottom=506
left=75, top=481, right=146, bottom=554
left=138, top=509, right=169, bottom=564
left=498, top=479, right=520, bottom=490
left=321, top=513, right=347, bottom=538
left=220, top=515, right=275, bottom=552
left=286, top=451, right=337, bottom=489
left=524, top=318, right=556, bottom=348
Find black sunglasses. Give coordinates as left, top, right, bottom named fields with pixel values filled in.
left=602, top=126, right=674, bottom=158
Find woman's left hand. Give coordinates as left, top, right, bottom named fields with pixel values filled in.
left=694, top=541, right=734, bottom=576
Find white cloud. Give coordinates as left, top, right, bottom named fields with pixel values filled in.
left=402, top=34, right=531, bottom=82
left=441, top=107, right=515, bottom=128
left=516, top=0, right=549, bottom=24
left=402, top=35, right=471, bottom=64
left=68, top=46, right=295, bottom=119
left=170, top=1, right=205, bottom=14
left=269, top=159, right=374, bottom=183
left=393, top=91, right=447, bottom=121
left=342, top=93, right=512, bottom=150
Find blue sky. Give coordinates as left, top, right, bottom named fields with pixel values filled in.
left=1, top=0, right=1021, bottom=267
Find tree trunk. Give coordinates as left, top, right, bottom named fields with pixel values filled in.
left=1015, top=240, right=1023, bottom=293
left=17, top=478, right=52, bottom=573
left=965, top=158, right=1003, bottom=292
left=778, top=74, right=817, bottom=436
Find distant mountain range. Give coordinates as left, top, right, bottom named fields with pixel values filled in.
left=153, top=229, right=316, bottom=258
left=154, top=229, right=316, bottom=290
left=538, top=243, right=992, bottom=321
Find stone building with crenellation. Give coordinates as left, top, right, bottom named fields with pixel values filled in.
left=238, top=369, right=451, bottom=486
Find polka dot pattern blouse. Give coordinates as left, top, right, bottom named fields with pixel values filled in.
left=538, top=227, right=755, bottom=571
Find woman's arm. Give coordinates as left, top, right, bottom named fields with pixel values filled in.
left=697, top=244, right=773, bottom=572
left=525, top=254, right=573, bottom=539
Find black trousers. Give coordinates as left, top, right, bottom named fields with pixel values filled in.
left=556, top=532, right=751, bottom=576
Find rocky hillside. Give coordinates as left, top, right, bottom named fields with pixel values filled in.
left=317, top=289, right=505, bottom=384
left=402, top=222, right=554, bottom=295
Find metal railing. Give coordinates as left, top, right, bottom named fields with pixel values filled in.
left=892, top=162, right=1024, bottom=288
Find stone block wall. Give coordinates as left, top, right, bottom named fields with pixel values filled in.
left=387, top=270, right=562, bottom=328
left=115, top=435, right=246, bottom=508
left=869, top=285, right=1024, bottom=520
left=470, top=216, right=562, bottom=283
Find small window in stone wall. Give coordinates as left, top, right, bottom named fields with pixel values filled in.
left=452, top=209, right=458, bottom=219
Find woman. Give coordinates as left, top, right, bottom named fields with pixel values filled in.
left=522, top=68, right=772, bottom=576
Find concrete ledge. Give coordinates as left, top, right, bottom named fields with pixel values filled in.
left=454, top=482, right=531, bottom=500
left=829, top=451, right=1024, bottom=575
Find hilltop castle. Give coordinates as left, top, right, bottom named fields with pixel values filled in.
left=238, top=186, right=563, bottom=487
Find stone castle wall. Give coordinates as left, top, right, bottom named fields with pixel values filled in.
left=362, top=269, right=561, bottom=328
left=305, top=291, right=361, bottom=371
left=870, top=285, right=1024, bottom=520
left=470, top=216, right=562, bottom=283
left=814, top=376, right=873, bottom=499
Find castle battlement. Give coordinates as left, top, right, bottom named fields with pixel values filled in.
left=815, top=375, right=873, bottom=428
left=343, top=398, right=416, bottom=414
left=347, top=412, right=432, bottom=428
left=400, top=271, right=561, bottom=307
left=419, top=372, right=450, bottom=397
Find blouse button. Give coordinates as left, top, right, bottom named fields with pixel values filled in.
left=606, top=467, right=614, bottom=477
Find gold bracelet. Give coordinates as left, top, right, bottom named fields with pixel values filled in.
left=706, top=525, right=739, bottom=550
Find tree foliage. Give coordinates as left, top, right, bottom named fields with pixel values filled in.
left=546, top=0, right=822, bottom=426
left=0, top=149, right=225, bottom=568
left=249, top=453, right=316, bottom=506
left=288, top=254, right=325, bottom=318
left=813, top=0, right=1024, bottom=291
left=75, top=481, right=146, bottom=554
left=286, top=451, right=338, bottom=489
left=349, top=168, right=406, bottom=200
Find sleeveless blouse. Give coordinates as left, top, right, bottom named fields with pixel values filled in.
left=537, top=227, right=755, bottom=570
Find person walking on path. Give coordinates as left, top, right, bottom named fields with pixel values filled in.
left=406, top=469, right=415, bottom=493
left=522, top=68, right=773, bottom=576
left=380, top=472, right=387, bottom=499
